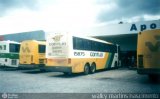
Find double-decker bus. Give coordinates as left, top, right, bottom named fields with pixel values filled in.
left=45, top=33, right=120, bottom=75
left=19, top=40, right=46, bottom=70
left=137, top=29, right=160, bottom=80
left=0, top=40, right=20, bottom=67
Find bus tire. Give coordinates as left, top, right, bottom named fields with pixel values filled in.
left=84, top=63, right=90, bottom=75
left=90, top=63, right=96, bottom=74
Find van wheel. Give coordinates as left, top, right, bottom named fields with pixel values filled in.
left=90, top=63, right=96, bottom=74
left=84, top=63, right=90, bottom=75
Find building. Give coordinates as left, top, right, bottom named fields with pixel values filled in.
left=0, top=20, right=159, bottom=67
left=94, top=20, right=160, bottom=67
left=0, top=30, right=45, bottom=42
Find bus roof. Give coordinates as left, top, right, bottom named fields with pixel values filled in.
left=47, top=32, right=115, bottom=45
left=21, top=40, right=46, bottom=45
left=0, top=40, right=20, bottom=44
left=76, top=35, right=114, bottom=45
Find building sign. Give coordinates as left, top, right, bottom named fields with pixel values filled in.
left=90, top=20, right=160, bottom=36
left=130, top=23, right=157, bottom=31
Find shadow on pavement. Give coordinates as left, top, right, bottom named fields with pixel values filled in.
left=0, top=67, right=18, bottom=71
left=22, top=70, right=51, bottom=74
left=148, top=77, right=160, bottom=84
left=96, top=77, right=114, bottom=81
left=50, top=73, right=86, bottom=78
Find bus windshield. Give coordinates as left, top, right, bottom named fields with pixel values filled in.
left=38, top=44, right=46, bottom=53
left=9, top=43, right=20, bottom=53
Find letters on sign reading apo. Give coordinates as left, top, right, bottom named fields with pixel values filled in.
left=130, top=23, right=157, bottom=31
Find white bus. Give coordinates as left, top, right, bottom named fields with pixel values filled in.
left=0, top=41, right=20, bottom=67
left=45, top=33, right=120, bottom=75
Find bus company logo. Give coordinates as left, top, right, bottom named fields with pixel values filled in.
left=2, top=93, right=8, bottom=99
left=22, top=43, right=30, bottom=53
left=52, top=35, right=63, bottom=42
left=145, top=35, right=160, bottom=52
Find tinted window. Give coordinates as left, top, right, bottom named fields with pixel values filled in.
left=73, top=36, right=117, bottom=53
left=38, top=45, right=46, bottom=53
left=84, top=39, right=91, bottom=50
left=73, top=37, right=84, bottom=50
left=9, top=44, right=20, bottom=53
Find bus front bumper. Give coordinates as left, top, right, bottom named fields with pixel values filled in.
left=137, top=68, right=160, bottom=75
left=44, top=66, right=72, bottom=73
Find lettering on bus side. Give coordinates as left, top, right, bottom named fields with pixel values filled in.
left=49, top=42, right=66, bottom=46
left=90, top=52, right=103, bottom=57
left=145, top=35, right=160, bottom=52
left=74, top=52, right=85, bottom=56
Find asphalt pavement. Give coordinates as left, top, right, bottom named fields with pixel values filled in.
left=0, top=67, right=160, bottom=99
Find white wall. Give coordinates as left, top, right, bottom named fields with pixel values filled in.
left=86, top=20, right=160, bottom=36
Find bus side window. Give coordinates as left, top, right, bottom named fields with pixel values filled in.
left=77, top=38, right=82, bottom=50
left=73, top=37, right=84, bottom=50
left=91, top=41, right=96, bottom=51
left=73, top=37, right=76, bottom=49
left=106, top=44, right=110, bottom=52
left=100, top=43, right=105, bottom=52
left=84, top=39, right=91, bottom=50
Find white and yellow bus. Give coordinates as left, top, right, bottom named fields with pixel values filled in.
left=0, top=40, right=20, bottom=67
left=137, top=29, right=160, bottom=80
left=45, top=33, right=120, bottom=75
left=19, top=40, right=46, bottom=70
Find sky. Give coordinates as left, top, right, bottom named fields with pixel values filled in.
left=0, top=0, right=160, bottom=35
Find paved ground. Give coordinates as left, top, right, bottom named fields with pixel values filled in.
left=0, top=67, right=160, bottom=94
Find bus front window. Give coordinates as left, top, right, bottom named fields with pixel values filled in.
left=9, top=44, right=20, bottom=53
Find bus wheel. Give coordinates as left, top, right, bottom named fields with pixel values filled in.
left=84, top=63, right=90, bottom=75
left=90, top=63, right=96, bottom=74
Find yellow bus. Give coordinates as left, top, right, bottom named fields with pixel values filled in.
left=45, top=33, right=120, bottom=75
left=137, top=29, right=160, bottom=80
left=19, top=40, right=46, bottom=70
